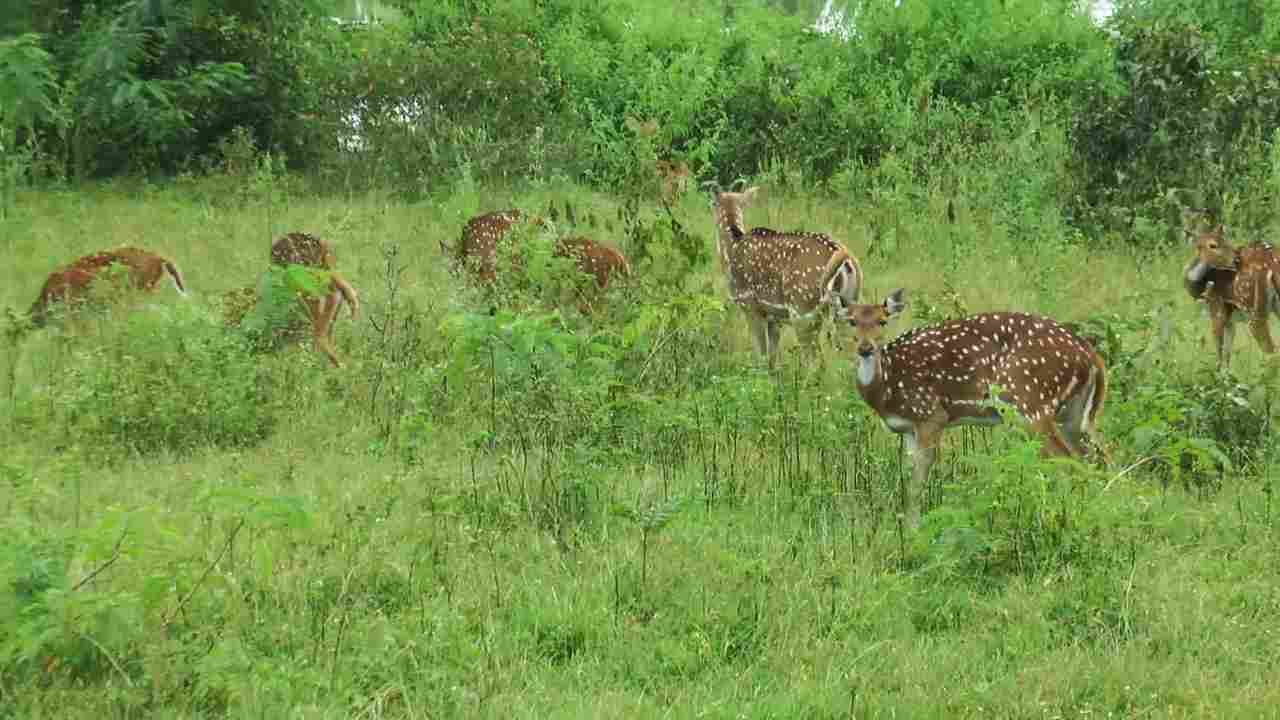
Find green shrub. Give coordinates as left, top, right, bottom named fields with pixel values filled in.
left=55, top=302, right=274, bottom=457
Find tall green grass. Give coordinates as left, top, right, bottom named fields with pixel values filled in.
left=0, top=170, right=1276, bottom=718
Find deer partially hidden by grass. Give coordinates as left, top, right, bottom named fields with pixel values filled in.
left=450, top=207, right=632, bottom=311
left=1182, top=213, right=1280, bottom=369
left=28, top=246, right=188, bottom=329
left=844, top=289, right=1108, bottom=529
left=224, top=232, right=360, bottom=368
left=711, top=186, right=862, bottom=365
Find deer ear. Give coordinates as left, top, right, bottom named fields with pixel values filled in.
left=884, top=288, right=907, bottom=316
left=742, top=186, right=760, bottom=203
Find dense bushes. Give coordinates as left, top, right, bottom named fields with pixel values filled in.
left=3, top=0, right=1279, bottom=238
left=1, top=0, right=319, bottom=178
left=53, top=303, right=275, bottom=457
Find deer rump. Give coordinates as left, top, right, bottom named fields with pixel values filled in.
left=30, top=247, right=187, bottom=327
left=727, top=227, right=860, bottom=320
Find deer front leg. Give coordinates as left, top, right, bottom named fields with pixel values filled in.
left=765, top=319, right=782, bottom=366
left=1210, top=301, right=1234, bottom=369
left=745, top=311, right=771, bottom=359
left=902, top=414, right=946, bottom=530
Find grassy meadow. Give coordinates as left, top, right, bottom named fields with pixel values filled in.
left=1, top=174, right=1278, bottom=718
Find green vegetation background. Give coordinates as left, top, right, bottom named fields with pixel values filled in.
left=1, top=1, right=1279, bottom=717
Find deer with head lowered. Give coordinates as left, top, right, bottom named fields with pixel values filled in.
left=712, top=186, right=862, bottom=365
left=1181, top=213, right=1280, bottom=369
left=28, top=246, right=188, bottom=329
left=223, top=232, right=359, bottom=368
left=844, top=289, right=1108, bottom=529
left=451, top=206, right=632, bottom=311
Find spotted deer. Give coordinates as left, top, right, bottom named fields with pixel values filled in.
left=452, top=209, right=631, bottom=303
left=449, top=209, right=533, bottom=283
left=712, top=186, right=862, bottom=364
left=844, top=290, right=1108, bottom=529
left=224, top=232, right=359, bottom=367
left=29, top=247, right=188, bottom=328
left=1182, top=220, right=1280, bottom=369
left=271, top=232, right=337, bottom=270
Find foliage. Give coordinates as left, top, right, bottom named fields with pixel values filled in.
left=2, top=0, right=324, bottom=178
left=52, top=302, right=275, bottom=458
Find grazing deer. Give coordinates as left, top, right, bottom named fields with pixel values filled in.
left=28, top=247, right=187, bottom=328
left=452, top=209, right=631, bottom=305
left=845, top=289, right=1108, bottom=529
left=225, top=232, right=359, bottom=367
left=554, top=235, right=633, bottom=313
left=449, top=209, right=535, bottom=283
left=712, top=186, right=862, bottom=365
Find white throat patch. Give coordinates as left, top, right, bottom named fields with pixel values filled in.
left=857, top=354, right=878, bottom=386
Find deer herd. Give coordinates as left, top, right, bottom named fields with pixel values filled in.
left=13, top=188, right=1279, bottom=528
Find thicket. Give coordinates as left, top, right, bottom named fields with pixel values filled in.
left=5, top=0, right=1280, bottom=239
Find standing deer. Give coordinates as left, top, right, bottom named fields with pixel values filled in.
left=844, top=289, right=1108, bottom=529
left=28, top=247, right=188, bottom=328
left=1182, top=220, right=1280, bottom=369
left=712, top=186, right=862, bottom=365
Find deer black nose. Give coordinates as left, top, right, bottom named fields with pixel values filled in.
left=857, top=342, right=874, bottom=358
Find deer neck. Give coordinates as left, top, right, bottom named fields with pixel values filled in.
left=855, top=349, right=894, bottom=409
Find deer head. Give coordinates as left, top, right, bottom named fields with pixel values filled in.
left=844, top=289, right=1108, bottom=528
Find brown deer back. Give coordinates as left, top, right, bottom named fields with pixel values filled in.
left=726, top=226, right=855, bottom=317
left=454, top=209, right=527, bottom=282
left=876, top=312, right=1105, bottom=426
left=29, top=247, right=186, bottom=327
left=271, top=232, right=336, bottom=269
left=1209, top=243, right=1280, bottom=313
left=554, top=236, right=632, bottom=289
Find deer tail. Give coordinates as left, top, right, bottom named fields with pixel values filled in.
left=1082, top=353, right=1109, bottom=463
left=820, top=250, right=860, bottom=307
left=164, top=260, right=188, bottom=295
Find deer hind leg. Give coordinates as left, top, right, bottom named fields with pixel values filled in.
left=796, top=316, right=824, bottom=354
left=1247, top=310, right=1276, bottom=355
left=316, top=291, right=348, bottom=367
left=1028, top=413, right=1076, bottom=459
